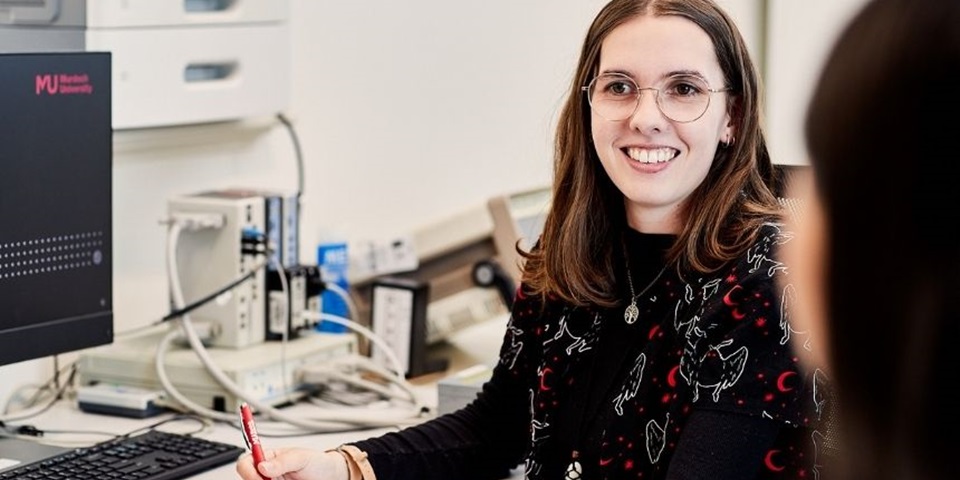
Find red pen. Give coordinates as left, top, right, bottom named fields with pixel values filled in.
left=240, top=402, right=269, bottom=480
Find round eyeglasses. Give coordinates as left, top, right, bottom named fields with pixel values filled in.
left=582, top=72, right=730, bottom=123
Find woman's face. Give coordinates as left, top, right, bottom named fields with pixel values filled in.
left=591, top=14, right=734, bottom=234
left=780, top=172, right=830, bottom=372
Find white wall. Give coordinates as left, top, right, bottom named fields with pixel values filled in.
left=291, top=0, right=609, bottom=241
left=764, top=0, right=868, bottom=165
left=0, top=0, right=848, bottom=406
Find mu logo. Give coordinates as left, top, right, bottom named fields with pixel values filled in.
left=34, top=73, right=93, bottom=95
left=36, top=74, right=59, bottom=95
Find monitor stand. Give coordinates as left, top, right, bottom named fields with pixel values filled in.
left=0, top=437, right=69, bottom=472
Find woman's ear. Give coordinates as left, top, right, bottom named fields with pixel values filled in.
left=721, top=122, right=736, bottom=147
left=724, top=97, right=740, bottom=144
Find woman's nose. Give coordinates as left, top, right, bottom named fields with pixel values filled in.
left=628, top=89, right=666, bottom=130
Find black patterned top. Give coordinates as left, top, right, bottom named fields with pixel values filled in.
left=353, top=223, right=831, bottom=480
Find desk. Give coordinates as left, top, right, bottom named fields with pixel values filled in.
left=15, top=317, right=523, bottom=479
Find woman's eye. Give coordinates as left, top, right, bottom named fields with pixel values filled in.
left=608, top=81, right=634, bottom=96
left=667, top=78, right=707, bottom=97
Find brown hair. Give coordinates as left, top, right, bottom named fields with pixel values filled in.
left=805, top=0, right=960, bottom=478
left=522, top=0, right=780, bottom=307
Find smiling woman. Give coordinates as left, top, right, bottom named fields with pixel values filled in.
left=236, top=1, right=828, bottom=479
left=587, top=12, right=735, bottom=234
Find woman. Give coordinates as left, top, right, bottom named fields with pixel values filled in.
left=782, top=0, right=960, bottom=479
left=238, top=1, right=823, bottom=478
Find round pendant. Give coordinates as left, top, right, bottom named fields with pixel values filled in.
left=624, top=302, right=639, bottom=324
left=565, top=460, right=583, bottom=480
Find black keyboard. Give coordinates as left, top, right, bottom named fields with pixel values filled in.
left=1, top=429, right=244, bottom=480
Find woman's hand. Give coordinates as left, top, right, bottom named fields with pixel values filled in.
left=236, top=448, right=349, bottom=480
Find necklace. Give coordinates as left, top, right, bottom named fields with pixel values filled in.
left=623, top=262, right=667, bottom=324
left=562, top=261, right=666, bottom=478
left=562, top=252, right=668, bottom=477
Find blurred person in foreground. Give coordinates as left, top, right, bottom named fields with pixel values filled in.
left=781, top=0, right=960, bottom=479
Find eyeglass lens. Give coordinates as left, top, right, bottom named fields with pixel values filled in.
left=586, top=73, right=716, bottom=123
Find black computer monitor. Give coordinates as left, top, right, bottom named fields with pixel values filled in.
left=0, top=52, right=113, bottom=465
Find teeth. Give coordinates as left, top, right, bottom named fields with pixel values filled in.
left=625, top=147, right=675, bottom=164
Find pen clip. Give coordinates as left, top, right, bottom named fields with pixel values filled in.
left=240, top=427, right=252, bottom=450
left=239, top=403, right=253, bottom=450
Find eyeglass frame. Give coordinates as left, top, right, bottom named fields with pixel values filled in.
left=581, top=72, right=732, bottom=123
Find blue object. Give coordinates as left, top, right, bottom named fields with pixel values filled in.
left=317, top=242, right=350, bottom=333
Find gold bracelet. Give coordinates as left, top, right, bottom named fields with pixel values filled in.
left=326, top=444, right=377, bottom=480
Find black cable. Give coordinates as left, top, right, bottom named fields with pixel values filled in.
left=160, top=222, right=276, bottom=324
left=123, top=413, right=211, bottom=439
left=161, top=264, right=265, bottom=322
left=52, top=356, right=61, bottom=396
